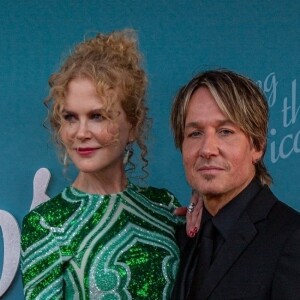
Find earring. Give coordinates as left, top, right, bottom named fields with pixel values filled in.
left=123, top=143, right=133, bottom=165
left=63, top=151, right=68, bottom=166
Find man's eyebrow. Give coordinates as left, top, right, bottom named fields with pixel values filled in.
left=184, top=121, right=200, bottom=128
left=185, top=119, right=234, bottom=128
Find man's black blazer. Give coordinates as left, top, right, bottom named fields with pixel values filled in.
left=172, top=186, right=300, bottom=300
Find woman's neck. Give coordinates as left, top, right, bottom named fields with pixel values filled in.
left=72, top=171, right=128, bottom=195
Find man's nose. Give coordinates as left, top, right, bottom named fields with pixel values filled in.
left=199, top=133, right=219, bottom=159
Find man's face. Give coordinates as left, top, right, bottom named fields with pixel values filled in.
left=182, top=87, right=262, bottom=207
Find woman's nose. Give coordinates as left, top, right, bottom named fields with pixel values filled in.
left=75, top=121, right=91, bottom=140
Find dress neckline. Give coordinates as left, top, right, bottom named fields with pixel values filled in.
left=68, top=180, right=135, bottom=198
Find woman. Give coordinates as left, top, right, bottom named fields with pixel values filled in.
left=21, top=29, right=184, bottom=299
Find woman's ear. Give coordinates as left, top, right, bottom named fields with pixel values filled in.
left=128, top=126, right=137, bottom=142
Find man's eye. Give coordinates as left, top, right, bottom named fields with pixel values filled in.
left=188, top=131, right=201, bottom=137
left=219, top=129, right=233, bottom=135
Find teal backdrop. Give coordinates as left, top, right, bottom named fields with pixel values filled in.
left=0, top=1, right=299, bottom=299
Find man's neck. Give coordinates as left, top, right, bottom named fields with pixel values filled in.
left=203, top=177, right=256, bottom=216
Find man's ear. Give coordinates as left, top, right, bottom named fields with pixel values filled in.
left=251, top=146, right=264, bottom=164
left=250, top=138, right=265, bottom=164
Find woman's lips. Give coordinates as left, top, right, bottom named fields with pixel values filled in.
left=76, top=147, right=100, bottom=156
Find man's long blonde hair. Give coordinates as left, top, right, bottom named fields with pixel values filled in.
left=171, top=69, right=272, bottom=186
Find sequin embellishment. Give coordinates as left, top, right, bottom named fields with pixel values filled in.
left=21, top=183, right=183, bottom=300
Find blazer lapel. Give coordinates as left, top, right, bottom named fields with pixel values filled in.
left=197, top=186, right=276, bottom=299
left=197, top=213, right=256, bottom=298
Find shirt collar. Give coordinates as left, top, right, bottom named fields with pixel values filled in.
left=203, top=177, right=263, bottom=240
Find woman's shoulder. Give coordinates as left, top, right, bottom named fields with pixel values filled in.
left=132, top=184, right=181, bottom=207
left=22, top=187, right=78, bottom=225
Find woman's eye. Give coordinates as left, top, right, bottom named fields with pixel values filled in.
left=63, top=114, right=76, bottom=123
left=91, top=113, right=104, bottom=121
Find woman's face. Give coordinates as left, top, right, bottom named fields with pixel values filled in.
left=60, top=78, right=134, bottom=176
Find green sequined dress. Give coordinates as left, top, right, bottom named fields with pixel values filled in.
left=21, top=182, right=183, bottom=300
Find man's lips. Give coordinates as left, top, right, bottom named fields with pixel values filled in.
left=197, top=165, right=224, bottom=172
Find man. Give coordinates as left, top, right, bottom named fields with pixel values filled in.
left=171, top=69, right=300, bottom=299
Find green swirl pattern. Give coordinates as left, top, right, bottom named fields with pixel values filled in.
left=21, top=182, right=183, bottom=300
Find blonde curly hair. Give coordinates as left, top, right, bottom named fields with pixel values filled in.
left=45, top=29, right=149, bottom=176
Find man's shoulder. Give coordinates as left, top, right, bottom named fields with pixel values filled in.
left=250, top=185, right=300, bottom=226
left=273, top=199, right=300, bottom=226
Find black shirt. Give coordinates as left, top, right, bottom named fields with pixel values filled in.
left=201, top=177, right=263, bottom=260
